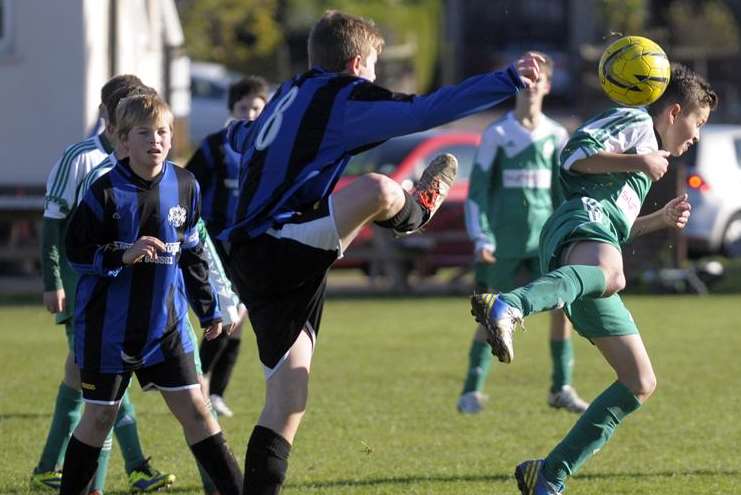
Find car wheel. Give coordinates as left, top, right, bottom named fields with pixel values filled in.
left=722, top=213, right=741, bottom=258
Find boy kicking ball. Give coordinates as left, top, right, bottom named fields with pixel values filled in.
left=61, top=94, right=242, bottom=495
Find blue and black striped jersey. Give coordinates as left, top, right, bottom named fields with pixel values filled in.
left=220, top=65, right=524, bottom=241
left=186, top=128, right=242, bottom=237
left=66, top=159, right=221, bottom=373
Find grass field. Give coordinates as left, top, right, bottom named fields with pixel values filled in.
left=2, top=295, right=740, bottom=494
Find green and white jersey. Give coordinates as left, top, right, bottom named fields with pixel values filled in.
left=41, top=133, right=113, bottom=323
left=43, top=133, right=113, bottom=219
left=465, top=111, right=568, bottom=258
left=560, top=107, right=656, bottom=244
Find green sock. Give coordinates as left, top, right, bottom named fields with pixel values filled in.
left=91, top=431, right=113, bottom=493
left=36, top=383, right=82, bottom=472
left=462, top=339, right=493, bottom=394
left=114, top=391, right=146, bottom=473
left=501, top=265, right=606, bottom=316
left=543, top=381, right=641, bottom=490
left=550, top=338, right=574, bottom=393
left=195, top=400, right=218, bottom=492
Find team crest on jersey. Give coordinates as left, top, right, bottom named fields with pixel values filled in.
left=167, top=205, right=187, bottom=228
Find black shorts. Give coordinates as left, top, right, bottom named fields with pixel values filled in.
left=229, top=198, right=339, bottom=369
left=79, top=352, right=199, bottom=404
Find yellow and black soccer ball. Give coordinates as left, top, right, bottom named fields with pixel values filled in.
left=598, top=36, right=671, bottom=107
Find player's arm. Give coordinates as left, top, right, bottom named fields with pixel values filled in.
left=550, top=130, right=569, bottom=208
left=464, top=128, right=498, bottom=263
left=569, top=150, right=670, bottom=180
left=196, top=218, right=242, bottom=332
left=179, top=185, right=223, bottom=339
left=65, top=185, right=129, bottom=277
left=41, top=218, right=65, bottom=313
left=41, top=152, right=81, bottom=312
left=341, top=58, right=537, bottom=150
left=630, top=193, right=691, bottom=240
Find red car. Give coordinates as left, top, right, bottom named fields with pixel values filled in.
left=334, top=130, right=481, bottom=283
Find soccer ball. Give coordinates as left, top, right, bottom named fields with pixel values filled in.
left=598, top=36, right=671, bottom=107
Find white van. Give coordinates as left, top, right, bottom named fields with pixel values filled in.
left=683, top=124, right=741, bottom=258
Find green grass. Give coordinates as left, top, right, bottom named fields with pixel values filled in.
left=1, top=295, right=740, bottom=494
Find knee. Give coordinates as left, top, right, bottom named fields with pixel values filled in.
left=90, top=407, right=117, bottom=434
left=625, top=372, right=657, bottom=401
left=603, top=269, right=626, bottom=295
left=365, top=173, right=403, bottom=213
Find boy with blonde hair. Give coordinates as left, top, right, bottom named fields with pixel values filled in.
left=61, top=95, right=242, bottom=495
left=35, top=76, right=173, bottom=494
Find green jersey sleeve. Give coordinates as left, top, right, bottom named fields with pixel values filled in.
left=464, top=125, right=499, bottom=253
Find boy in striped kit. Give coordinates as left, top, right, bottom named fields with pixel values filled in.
left=186, top=75, right=270, bottom=418
left=34, top=76, right=173, bottom=494
left=457, top=52, right=588, bottom=415
left=222, top=10, right=544, bottom=494
left=61, top=94, right=242, bottom=495
left=471, top=64, right=717, bottom=494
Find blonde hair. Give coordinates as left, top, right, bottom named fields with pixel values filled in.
left=308, top=10, right=385, bottom=72
left=116, top=94, right=173, bottom=142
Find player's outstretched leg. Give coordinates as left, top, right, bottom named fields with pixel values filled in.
left=471, top=264, right=608, bottom=363
left=389, top=153, right=458, bottom=235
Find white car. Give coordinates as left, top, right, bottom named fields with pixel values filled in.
left=683, top=124, right=741, bottom=257
left=189, top=61, right=240, bottom=145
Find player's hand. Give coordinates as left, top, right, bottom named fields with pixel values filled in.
left=662, top=193, right=691, bottom=230
left=515, top=52, right=545, bottom=88
left=203, top=320, right=223, bottom=341
left=641, top=150, right=670, bottom=181
left=122, top=236, right=166, bottom=264
left=43, top=289, right=66, bottom=314
left=475, top=247, right=496, bottom=264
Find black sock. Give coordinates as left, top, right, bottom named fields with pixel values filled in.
left=190, top=432, right=243, bottom=495
left=200, top=333, right=229, bottom=374
left=210, top=338, right=241, bottom=397
left=244, top=425, right=292, bottom=495
left=374, top=189, right=428, bottom=232
left=60, top=435, right=101, bottom=495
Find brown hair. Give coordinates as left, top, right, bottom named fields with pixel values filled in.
left=308, top=10, right=385, bottom=72
left=105, top=85, right=157, bottom=128
left=100, top=74, right=143, bottom=106
left=649, top=64, right=718, bottom=116
left=116, top=94, right=173, bottom=142
left=228, top=76, right=269, bottom=111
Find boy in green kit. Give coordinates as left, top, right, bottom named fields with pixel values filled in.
left=471, top=64, right=716, bottom=494
left=458, top=52, right=588, bottom=415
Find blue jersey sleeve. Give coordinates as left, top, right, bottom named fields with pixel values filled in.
left=179, top=180, right=222, bottom=326
left=342, top=65, right=523, bottom=151
left=65, top=184, right=126, bottom=277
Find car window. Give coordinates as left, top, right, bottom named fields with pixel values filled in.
left=191, top=78, right=227, bottom=100
left=344, top=136, right=425, bottom=176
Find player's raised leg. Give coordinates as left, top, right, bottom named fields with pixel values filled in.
left=471, top=241, right=625, bottom=363
left=333, top=153, right=458, bottom=247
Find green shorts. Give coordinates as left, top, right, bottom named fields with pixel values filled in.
left=539, top=198, right=638, bottom=339
left=474, top=256, right=540, bottom=292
